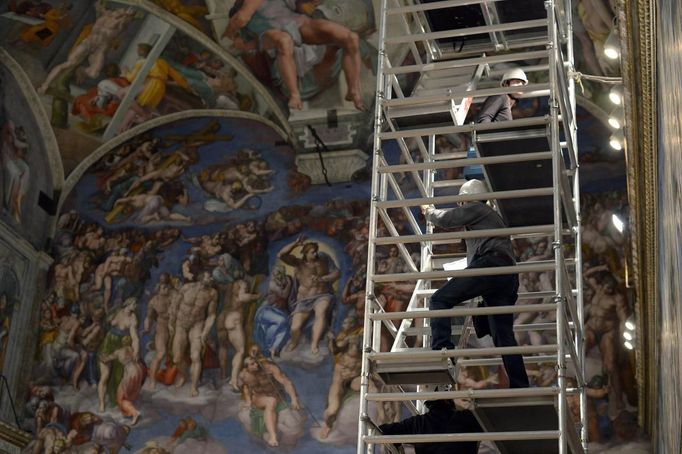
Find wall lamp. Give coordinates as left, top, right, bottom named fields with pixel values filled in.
left=623, top=316, right=636, bottom=350
left=609, top=129, right=625, bottom=151
left=609, top=86, right=623, bottom=105
left=604, top=29, right=621, bottom=60
left=608, top=106, right=624, bottom=129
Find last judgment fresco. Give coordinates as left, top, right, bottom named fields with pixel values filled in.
left=21, top=113, right=641, bottom=454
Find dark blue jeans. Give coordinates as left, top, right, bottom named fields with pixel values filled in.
left=430, top=254, right=529, bottom=388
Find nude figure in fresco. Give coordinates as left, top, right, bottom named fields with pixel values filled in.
left=38, top=1, right=135, bottom=94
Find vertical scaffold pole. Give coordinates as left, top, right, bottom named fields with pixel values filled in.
left=357, top=0, right=389, bottom=452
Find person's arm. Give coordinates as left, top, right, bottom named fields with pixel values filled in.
left=129, top=315, right=140, bottom=358
left=201, top=291, right=218, bottom=345
left=586, top=384, right=610, bottom=399
left=224, top=0, right=264, bottom=38
left=583, top=264, right=609, bottom=278
left=424, top=203, right=489, bottom=229
left=143, top=299, right=156, bottom=333
left=226, top=192, right=253, bottom=210
left=476, top=95, right=505, bottom=123
left=67, top=322, right=80, bottom=348
left=236, top=281, right=260, bottom=304
left=318, top=257, right=340, bottom=284
left=241, top=383, right=252, bottom=407
left=268, top=363, right=300, bottom=409
left=277, top=236, right=304, bottom=267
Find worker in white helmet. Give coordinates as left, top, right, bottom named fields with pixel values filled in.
left=421, top=179, right=529, bottom=388
left=476, top=67, right=528, bottom=123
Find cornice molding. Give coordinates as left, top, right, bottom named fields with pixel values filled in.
left=621, top=0, right=657, bottom=436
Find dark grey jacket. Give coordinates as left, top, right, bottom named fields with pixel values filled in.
left=425, top=202, right=515, bottom=264
left=476, top=94, right=514, bottom=123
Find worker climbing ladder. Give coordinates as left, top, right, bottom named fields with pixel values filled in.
left=358, top=0, right=585, bottom=453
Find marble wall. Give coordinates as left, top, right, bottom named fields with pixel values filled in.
left=656, top=1, right=682, bottom=452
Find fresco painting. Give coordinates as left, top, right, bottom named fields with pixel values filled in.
left=18, top=113, right=640, bottom=453
left=0, top=62, right=55, bottom=249
left=25, top=115, right=398, bottom=453
left=208, top=0, right=377, bottom=113
left=0, top=265, right=20, bottom=373
left=0, top=0, right=269, bottom=157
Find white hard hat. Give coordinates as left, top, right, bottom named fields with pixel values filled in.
left=458, top=179, right=487, bottom=196
left=500, top=68, right=529, bottom=86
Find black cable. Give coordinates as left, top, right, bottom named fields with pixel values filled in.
left=306, top=125, right=332, bottom=187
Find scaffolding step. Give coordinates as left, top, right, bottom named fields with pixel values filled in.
left=374, top=357, right=457, bottom=385
left=473, top=395, right=583, bottom=454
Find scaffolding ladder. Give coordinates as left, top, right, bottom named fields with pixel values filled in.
left=358, top=0, right=585, bottom=453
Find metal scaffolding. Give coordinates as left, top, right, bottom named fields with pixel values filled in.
left=358, top=0, right=585, bottom=453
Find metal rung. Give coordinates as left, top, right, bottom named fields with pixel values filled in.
left=432, top=179, right=467, bottom=188
left=378, top=116, right=551, bottom=140
left=376, top=187, right=554, bottom=210
left=402, top=322, right=560, bottom=338
left=515, top=322, right=563, bottom=332
left=382, top=83, right=550, bottom=109
left=374, top=224, right=555, bottom=245
left=372, top=262, right=561, bottom=283
left=412, top=289, right=558, bottom=300
left=402, top=325, right=465, bottom=336
left=366, top=386, right=558, bottom=402
left=369, top=302, right=557, bottom=321
left=387, top=0, right=507, bottom=15
left=458, top=354, right=559, bottom=368
left=476, top=128, right=549, bottom=142
left=385, top=102, right=457, bottom=119
left=385, top=19, right=548, bottom=44
left=365, top=430, right=561, bottom=444
left=368, top=344, right=559, bottom=362
left=379, top=152, right=552, bottom=173
left=384, top=50, right=549, bottom=76
left=439, top=37, right=552, bottom=61
left=433, top=151, right=469, bottom=160
left=488, top=63, right=550, bottom=77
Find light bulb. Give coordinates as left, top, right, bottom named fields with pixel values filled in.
left=624, top=341, right=634, bottom=350
left=610, top=130, right=625, bottom=151
left=612, top=214, right=624, bottom=233
left=609, top=86, right=623, bottom=105
left=604, top=30, right=621, bottom=60
left=608, top=106, right=624, bottom=129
